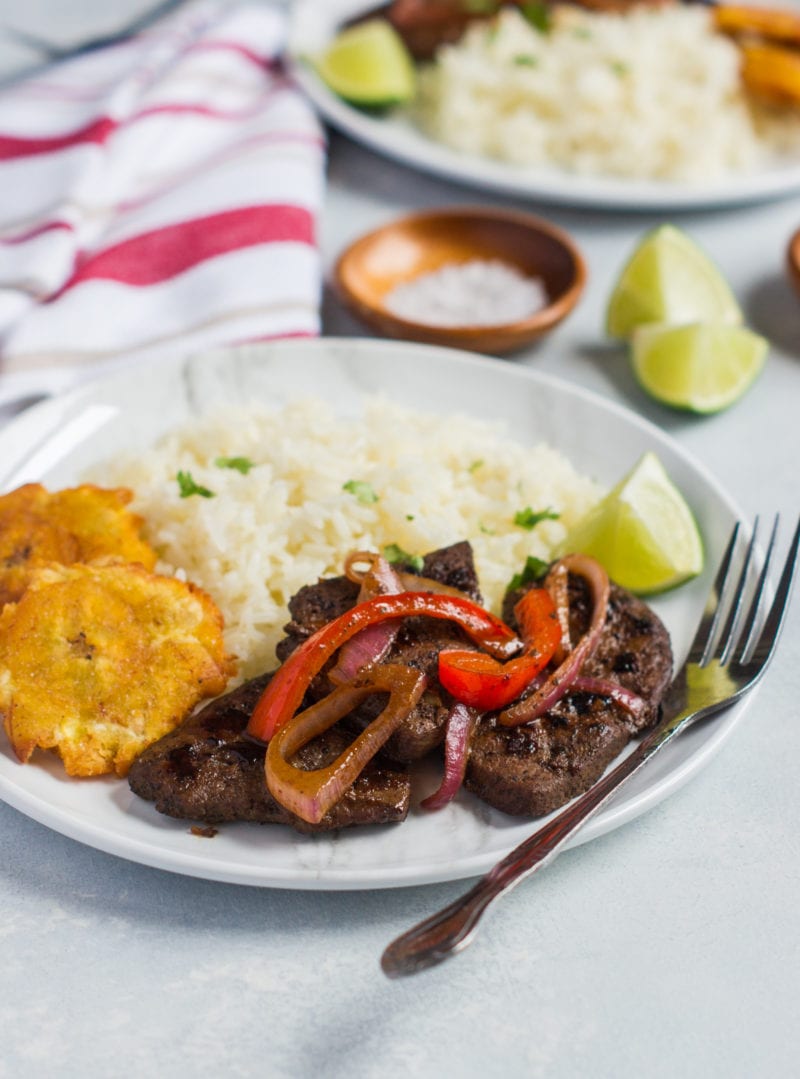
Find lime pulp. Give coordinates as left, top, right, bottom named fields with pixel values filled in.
left=606, top=225, right=743, bottom=340
left=631, top=321, right=768, bottom=413
left=314, top=19, right=416, bottom=107
left=561, top=451, right=704, bottom=595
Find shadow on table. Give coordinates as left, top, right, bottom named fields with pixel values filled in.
left=3, top=800, right=457, bottom=936
left=746, top=271, right=800, bottom=359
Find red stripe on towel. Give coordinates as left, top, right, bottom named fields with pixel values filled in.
left=0, top=116, right=115, bottom=159
left=0, top=220, right=74, bottom=245
left=189, top=39, right=280, bottom=70
left=64, top=204, right=315, bottom=288
left=0, top=87, right=294, bottom=162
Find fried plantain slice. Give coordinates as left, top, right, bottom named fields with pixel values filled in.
left=715, top=4, right=800, bottom=48
left=0, top=561, right=235, bottom=777
left=0, top=483, right=157, bottom=608
left=740, top=41, right=800, bottom=106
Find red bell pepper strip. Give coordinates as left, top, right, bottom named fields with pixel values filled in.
left=247, top=591, right=522, bottom=743
left=437, top=588, right=561, bottom=712
left=514, top=586, right=561, bottom=649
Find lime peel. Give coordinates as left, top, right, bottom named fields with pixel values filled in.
left=561, top=451, right=704, bottom=595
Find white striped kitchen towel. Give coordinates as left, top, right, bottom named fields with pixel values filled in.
left=0, top=0, right=326, bottom=385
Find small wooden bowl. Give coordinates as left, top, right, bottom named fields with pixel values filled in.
left=787, top=226, right=800, bottom=297
left=333, top=206, right=586, bottom=354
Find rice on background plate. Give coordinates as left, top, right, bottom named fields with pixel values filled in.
left=104, top=398, right=602, bottom=680
left=416, top=5, right=800, bottom=183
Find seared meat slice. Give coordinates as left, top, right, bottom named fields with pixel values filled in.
left=350, top=619, right=476, bottom=762
left=466, top=694, right=633, bottom=819
left=421, top=540, right=484, bottom=603
left=276, top=539, right=482, bottom=661
left=128, top=674, right=410, bottom=833
left=385, top=1, right=476, bottom=60
left=276, top=576, right=359, bottom=659
left=276, top=541, right=483, bottom=762
left=466, top=578, right=672, bottom=818
left=385, top=0, right=665, bottom=61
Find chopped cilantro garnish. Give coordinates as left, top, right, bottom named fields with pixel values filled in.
left=610, top=60, right=629, bottom=77
left=513, top=54, right=538, bottom=67
left=520, top=2, right=552, bottom=34
left=463, top=0, right=498, bottom=13
left=215, top=456, right=255, bottom=474
left=406, top=514, right=415, bottom=521
left=469, top=459, right=485, bottom=473
left=513, top=506, right=560, bottom=530
left=507, top=555, right=549, bottom=593
left=384, top=543, right=424, bottom=573
left=176, top=471, right=215, bottom=499
left=343, top=479, right=379, bottom=504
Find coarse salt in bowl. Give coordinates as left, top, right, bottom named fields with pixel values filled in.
left=384, top=259, right=549, bottom=328
left=333, top=206, right=586, bottom=354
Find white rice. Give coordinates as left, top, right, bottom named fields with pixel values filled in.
left=416, top=5, right=800, bottom=183
left=104, top=398, right=602, bottom=680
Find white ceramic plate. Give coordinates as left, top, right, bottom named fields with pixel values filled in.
left=289, top=0, right=800, bottom=212
left=0, top=339, right=750, bottom=889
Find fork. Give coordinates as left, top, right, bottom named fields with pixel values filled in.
left=381, top=514, right=800, bottom=979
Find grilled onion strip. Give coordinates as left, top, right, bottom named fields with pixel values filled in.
left=266, top=664, right=426, bottom=824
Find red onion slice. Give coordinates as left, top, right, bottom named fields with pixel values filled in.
left=569, top=677, right=647, bottom=724
left=327, top=620, right=403, bottom=685
left=499, top=553, right=610, bottom=727
left=396, top=571, right=474, bottom=600
left=420, top=702, right=480, bottom=811
left=342, top=551, right=405, bottom=596
left=346, top=550, right=475, bottom=601
left=329, top=553, right=405, bottom=684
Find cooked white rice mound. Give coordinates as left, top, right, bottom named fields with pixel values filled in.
left=106, top=398, right=602, bottom=679
left=416, top=5, right=800, bottom=182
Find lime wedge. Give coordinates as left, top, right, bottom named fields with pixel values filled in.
left=561, top=452, right=703, bottom=595
left=314, top=20, right=416, bottom=107
left=632, top=321, right=768, bottom=413
left=606, top=225, right=743, bottom=339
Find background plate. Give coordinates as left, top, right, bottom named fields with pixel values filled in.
left=289, top=0, right=800, bottom=212
left=0, top=338, right=748, bottom=889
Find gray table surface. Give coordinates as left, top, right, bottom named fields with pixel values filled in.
left=1, top=3, right=799, bottom=1078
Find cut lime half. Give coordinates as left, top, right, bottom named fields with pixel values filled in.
left=606, top=225, right=743, bottom=340
left=314, top=19, right=416, bottom=107
left=632, top=321, right=768, bottom=413
left=561, top=451, right=704, bottom=595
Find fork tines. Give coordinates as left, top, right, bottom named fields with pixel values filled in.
left=701, top=514, right=800, bottom=670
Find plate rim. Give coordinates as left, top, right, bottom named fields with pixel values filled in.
left=0, top=337, right=753, bottom=890
left=288, top=0, right=800, bottom=212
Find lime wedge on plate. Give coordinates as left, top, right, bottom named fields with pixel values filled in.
left=314, top=20, right=416, bottom=107
left=606, top=225, right=743, bottom=339
left=632, top=321, right=768, bottom=413
left=562, top=452, right=704, bottom=595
